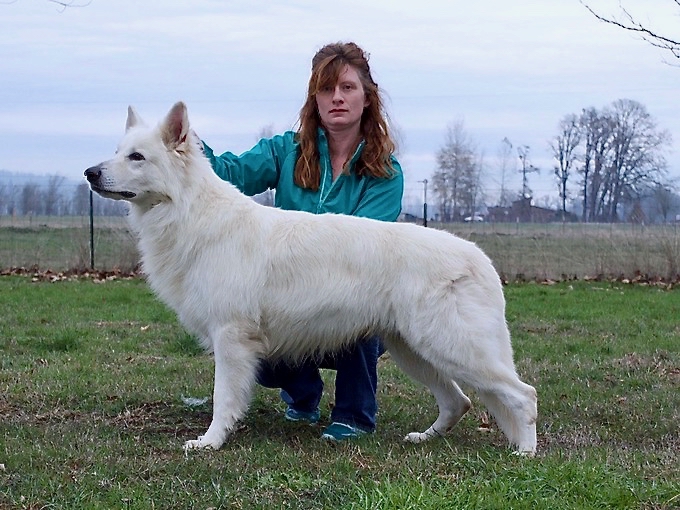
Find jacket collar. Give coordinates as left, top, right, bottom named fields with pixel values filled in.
left=317, top=128, right=365, bottom=173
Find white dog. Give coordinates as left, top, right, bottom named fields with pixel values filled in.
left=85, top=102, right=537, bottom=454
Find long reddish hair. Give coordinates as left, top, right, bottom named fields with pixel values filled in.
left=295, top=42, right=396, bottom=190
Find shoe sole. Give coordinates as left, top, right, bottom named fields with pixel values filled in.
left=284, top=411, right=319, bottom=425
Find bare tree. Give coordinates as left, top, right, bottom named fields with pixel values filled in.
left=256, top=125, right=274, bottom=140
left=92, top=194, right=127, bottom=216
left=495, top=137, right=515, bottom=207
left=467, top=151, right=486, bottom=221
left=576, top=100, right=671, bottom=222
left=43, top=175, right=66, bottom=216
left=606, top=99, right=671, bottom=219
left=2, top=183, right=19, bottom=216
left=20, top=183, right=41, bottom=216
left=72, top=182, right=91, bottom=216
left=551, top=114, right=582, bottom=221
left=431, top=121, right=483, bottom=222
left=0, top=182, right=6, bottom=215
left=581, top=1, right=680, bottom=62
left=578, top=107, right=612, bottom=222
left=0, top=0, right=92, bottom=8
left=48, top=0, right=91, bottom=9
left=650, top=183, right=677, bottom=223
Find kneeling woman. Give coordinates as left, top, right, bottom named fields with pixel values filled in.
left=202, top=41, right=403, bottom=440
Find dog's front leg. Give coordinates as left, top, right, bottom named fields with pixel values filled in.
left=184, top=326, right=259, bottom=450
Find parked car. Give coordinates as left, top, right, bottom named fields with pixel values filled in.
left=464, top=215, right=484, bottom=222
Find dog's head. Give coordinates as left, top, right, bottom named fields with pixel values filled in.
left=84, top=101, right=202, bottom=208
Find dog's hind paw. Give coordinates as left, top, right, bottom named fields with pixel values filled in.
left=403, top=427, right=442, bottom=443
left=511, top=448, right=536, bottom=458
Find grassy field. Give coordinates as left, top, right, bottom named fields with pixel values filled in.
left=445, top=222, right=680, bottom=282
left=0, top=277, right=678, bottom=509
left=0, top=220, right=137, bottom=273
left=1, top=218, right=678, bottom=281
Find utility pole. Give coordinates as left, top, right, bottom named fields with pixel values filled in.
left=89, top=189, right=95, bottom=269
left=517, top=146, right=540, bottom=199
left=517, top=146, right=539, bottom=222
left=420, top=179, right=428, bottom=227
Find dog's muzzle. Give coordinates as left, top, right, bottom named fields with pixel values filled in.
left=84, top=164, right=136, bottom=199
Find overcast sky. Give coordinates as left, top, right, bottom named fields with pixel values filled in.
left=0, top=0, right=677, bottom=208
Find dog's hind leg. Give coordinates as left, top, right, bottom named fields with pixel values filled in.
left=457, top=322, right=537, bottom=454
left=184, top=324, right=261, bottom=450
left=435, top=342, right=537, bottom=454
left=421, top=286, right=538, bottom=454
left=386, top=340, right=472, bottom=444
left=472, top=371, right=538, bottom=455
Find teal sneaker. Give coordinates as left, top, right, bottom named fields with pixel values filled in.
left=321, top=422, right=369, bottom=441
left=284, top=407, right=320, bottom=425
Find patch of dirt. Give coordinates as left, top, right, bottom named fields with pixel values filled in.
left=612, top=351, right=680, bottom=380
left=4, top=265, right=680, bottom=287
left=2, top=397, right=211, bottom=438
left=0, top=266, right=139, bottom=283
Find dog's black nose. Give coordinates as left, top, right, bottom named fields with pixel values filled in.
left=84, top=165, right=101, bottom=183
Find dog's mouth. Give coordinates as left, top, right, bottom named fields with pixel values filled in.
left=90, top=185, right=137, bottom=200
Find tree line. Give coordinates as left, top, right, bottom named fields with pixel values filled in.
left=430, top=98, right=674, bottom=223
left=0, top=178, right=126, bottom=217
left=1, top=98, right=675, bottom=224
left=552, top=99, right=671, bottom=222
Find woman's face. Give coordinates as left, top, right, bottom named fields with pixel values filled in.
left=315, top=64, right=369, bottom=133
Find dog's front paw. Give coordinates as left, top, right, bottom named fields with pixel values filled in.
left=403, top=432, right=428, bottom=443
left=403, top=427, right=442, bottom=444
left=183, top=433, right=224, bottom=451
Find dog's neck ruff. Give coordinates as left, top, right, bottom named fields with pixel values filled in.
left=133, top=193, right=172, bottom=214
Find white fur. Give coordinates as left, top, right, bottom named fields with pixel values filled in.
left=85, top=102, right=538, bottom=454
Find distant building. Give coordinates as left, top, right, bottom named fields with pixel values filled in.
left=400, top=212, right=422, bottom=223
left=486, top=198, right=576, bottom=223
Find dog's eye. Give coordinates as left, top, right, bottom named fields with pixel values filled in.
left=128, top=152, right=145, bottom=161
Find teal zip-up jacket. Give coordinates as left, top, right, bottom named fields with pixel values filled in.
left=202, top=129, right=403, bottom=222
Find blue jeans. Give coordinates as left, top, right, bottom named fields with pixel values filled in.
left=257, top=336, right=382, bottom=432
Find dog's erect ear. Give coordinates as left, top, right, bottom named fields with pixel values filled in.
left=161, top=101, right=190, bottom=150
left=126, top=106, right=143, bottom=132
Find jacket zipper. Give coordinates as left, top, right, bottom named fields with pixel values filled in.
left=317, top=156, right=331, bottom=213
left=317, top=138, right=365, bottom=214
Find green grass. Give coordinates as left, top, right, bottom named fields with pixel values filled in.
left=1, top=277, right=678, bottom=509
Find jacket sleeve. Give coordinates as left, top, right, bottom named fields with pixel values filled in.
left=352, top=160, right=404, bottom=222
left=202, top=134, right=293, bottom=197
